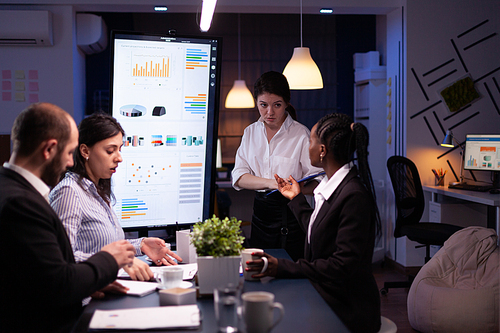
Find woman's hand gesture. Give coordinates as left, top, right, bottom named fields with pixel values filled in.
left=274, top=174, right=300, bottom=200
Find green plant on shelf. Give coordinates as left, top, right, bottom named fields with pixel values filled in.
left=190, top=215, right=245, bottom=257
left=440, top=76, right=480, bottom=112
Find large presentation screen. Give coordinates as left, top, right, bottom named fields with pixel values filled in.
left=109, top=31, right=221, bottom=230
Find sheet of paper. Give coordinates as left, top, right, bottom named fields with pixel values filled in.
left=118, top=263, right=198, bottom=281
left=89, top=305, right=200, bottom=330
left=115, top=280, right=158, bottom=297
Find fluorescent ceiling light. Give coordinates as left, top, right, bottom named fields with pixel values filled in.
left=320, top=8, right=334, bottom=14
left=200, top=0, right=217, bottom=32
left=154, top=6, right=168, bottom=12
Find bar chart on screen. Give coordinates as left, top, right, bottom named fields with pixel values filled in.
left=132, top=54, right=171, bottom=78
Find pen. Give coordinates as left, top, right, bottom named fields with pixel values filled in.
left=267, top=171, right=326, bottom=196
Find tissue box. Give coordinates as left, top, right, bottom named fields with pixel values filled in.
left=159, top=288, right=197, bottom=306
left=176, top=229, right=197, bottom=263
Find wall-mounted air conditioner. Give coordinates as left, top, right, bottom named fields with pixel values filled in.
left=77, top=13, right=108, bottom=55
left=0, top=10, right=53, bottom=46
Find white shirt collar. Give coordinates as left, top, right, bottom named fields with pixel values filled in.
left=307, top=163, right=352, bottom=243
left=313, top=163, right=352, bottom=202
left=3, top=162, right=51, bottom=201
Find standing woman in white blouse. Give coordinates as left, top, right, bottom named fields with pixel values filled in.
left=232, top=71, right=322, bottom=261
left=50, top=113, right=182, bottom=281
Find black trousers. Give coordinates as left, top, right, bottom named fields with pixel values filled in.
left=250, top=192, right=305, bottom=261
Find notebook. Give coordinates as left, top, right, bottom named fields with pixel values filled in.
left=89, top=305, right=200, bottom=330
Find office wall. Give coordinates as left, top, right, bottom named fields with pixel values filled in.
left=386, top=0, right=500, bottom=267
left=406, top=0, right=500, bottom=186
left=0, top=5, right=85, bottom=134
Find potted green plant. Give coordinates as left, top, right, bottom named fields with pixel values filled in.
left=190, top=215, right=245, bottom=295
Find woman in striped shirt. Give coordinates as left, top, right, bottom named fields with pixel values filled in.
left=50, top=113, right=182, bottom=281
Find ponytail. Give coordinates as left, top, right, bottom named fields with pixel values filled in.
left=316, top=113, right=381, bottom=239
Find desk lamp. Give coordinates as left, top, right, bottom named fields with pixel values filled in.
left=441, top=130, right=465, bottom=185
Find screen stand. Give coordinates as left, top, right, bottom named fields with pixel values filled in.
left=492, top=171, right=500, bottom=189
left=450, top=149, right=466, bottom=185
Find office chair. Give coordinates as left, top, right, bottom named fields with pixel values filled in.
left=380, top=156, right=462, bottom=295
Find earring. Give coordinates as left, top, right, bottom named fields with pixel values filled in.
left=320, top=154, right=323, bottom=163
left=85, top=156, right=89, bottom=162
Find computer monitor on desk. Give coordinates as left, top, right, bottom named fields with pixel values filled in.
left=463, top=134, right=500, bottom=189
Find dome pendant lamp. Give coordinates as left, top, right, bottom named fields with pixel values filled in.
left=225, top=14, right=255, bottom=108
left=283, top=0, right=323, bottom=90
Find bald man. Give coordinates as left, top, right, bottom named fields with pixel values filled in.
left=0, top=103, right=136, bottom=333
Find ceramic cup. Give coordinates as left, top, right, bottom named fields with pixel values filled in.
left=154, top=266, right=183, bottom=289
left=241, top=248, right=268, bottom=281
left=240, top=291, right=284, bottom=333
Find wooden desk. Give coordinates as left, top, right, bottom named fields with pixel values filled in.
left=423, top=185, right=500, bottom=235
left=73, top=249, right=349, bottom=333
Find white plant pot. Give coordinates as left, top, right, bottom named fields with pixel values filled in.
left=197, top=255, right=241, bottom=295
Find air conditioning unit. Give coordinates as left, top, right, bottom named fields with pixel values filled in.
left=77, top=13, right=108, bottom=55
left=0, top=10, right=53, bottom=46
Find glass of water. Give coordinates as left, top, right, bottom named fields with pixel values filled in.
left=214, top=283, right=241, bottom=332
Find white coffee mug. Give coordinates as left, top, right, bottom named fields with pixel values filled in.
left=155, top=266, right=183, bottom=289
left=240, top=291, right=284, bottom=333
left=241, top=248, right=268, bottom=281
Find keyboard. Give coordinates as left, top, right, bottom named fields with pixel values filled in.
left=448, top=183, right=492, bottom=192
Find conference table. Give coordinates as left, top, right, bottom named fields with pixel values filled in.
left=73, top=249, right=349, bottom=332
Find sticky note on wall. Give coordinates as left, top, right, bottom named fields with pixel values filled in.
left=15, top=81, right=25, bottom=91
left=15, top=92, right=25, bottom=102
left=2, top=81, right=11, bottom=90
left=2, top=70, right=11, bottom=80
left=29, top=82, right=39, bottom=91
left=15, top=70, right=25, bottom=79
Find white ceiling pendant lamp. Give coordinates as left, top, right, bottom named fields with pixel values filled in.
left=225, top=14, right=255, bottom=109
left=199, top=0, right=217, bottom=32
left=283, top=0, right=323, bottom=90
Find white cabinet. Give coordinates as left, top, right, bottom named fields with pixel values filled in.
left=353, top=51, right=387, bottom=183
left=353, top=51, right=387, bottom=262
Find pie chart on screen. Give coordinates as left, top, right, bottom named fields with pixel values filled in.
left=120, top=104, right=146, bottom=117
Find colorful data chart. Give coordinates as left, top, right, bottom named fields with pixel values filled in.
left=126, top=161, right=170, bottom=185
left=120, top=198, right=148, bottom=220
left=151, top=135, right=163, bottom=147
left=178, top=163, right=203, bottom=205
left=466, top=155, right=478, bottom=168
left=185, top=48, right=208, bottom=70
left=120, top=104, right=146, bottom=117
left=132, top=56, right=170, bottom=77
left=184, top=94, right=206, bottom=115
left=166, top=135, right=177, bottom=146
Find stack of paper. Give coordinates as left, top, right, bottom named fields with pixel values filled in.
left=89, top=305, right=200, bottom=330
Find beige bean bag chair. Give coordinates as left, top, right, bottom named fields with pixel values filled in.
left=407, top=226, right=499, bottom=333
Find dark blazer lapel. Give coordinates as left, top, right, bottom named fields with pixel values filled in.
left=309, top=167, right=359, bottom=240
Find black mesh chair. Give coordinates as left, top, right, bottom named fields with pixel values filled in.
left=380, top=156, right=462, bottom=295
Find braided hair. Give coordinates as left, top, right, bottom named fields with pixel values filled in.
left=315, top=113, right=381, bottom=238
left=254, top=71, right=297, bottom=120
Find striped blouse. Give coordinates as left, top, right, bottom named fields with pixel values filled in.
left=49, top=172, right=142, bottom=262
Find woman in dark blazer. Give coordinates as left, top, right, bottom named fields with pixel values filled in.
left=247, top=113, right=382, bottom=333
